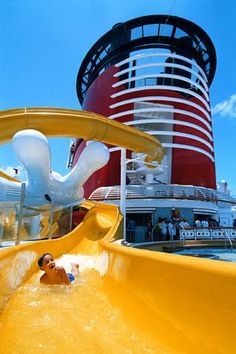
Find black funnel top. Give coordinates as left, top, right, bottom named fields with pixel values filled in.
left=76, top=15, right=216, bottom=105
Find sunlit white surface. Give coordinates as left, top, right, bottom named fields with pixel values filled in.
left=0, top=129, right=110, bottom=206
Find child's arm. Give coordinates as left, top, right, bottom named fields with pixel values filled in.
left=40, top=273, right=47, bottom=284
left=56, top=266, right=71, bottom=284
left=71, top=263, right=79, bottom=277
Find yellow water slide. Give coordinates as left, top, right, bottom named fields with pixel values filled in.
left=0, top=108, right=163, bottom=163
left=0, top=109, right=236, bottom=353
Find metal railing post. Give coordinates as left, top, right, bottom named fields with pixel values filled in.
left=120, top=148, right=127, bottom=242
left=16, top=182, right=26, bottom=245
left=169, top=227, right=174, bottom=252
left=224, top=229, right=233, bottom=250
left=48, top=204, right=54, bottom=239
left=0, top=212, right=3, bottom=247
left=69, top=206, right=73, bottom=231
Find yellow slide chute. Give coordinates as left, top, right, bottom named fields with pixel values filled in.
left=0, top=108, right=236, bottom=353
left=0, top=107, right=164, bottom=163
left=0, top=170, right=18, bottom=182
left=1, top=202, right=236, bottom=353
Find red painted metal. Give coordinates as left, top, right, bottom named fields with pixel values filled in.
left=73, top=64, right=216, bottom=195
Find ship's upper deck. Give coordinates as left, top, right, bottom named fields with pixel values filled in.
left=76, top=15, right=216, bottom=105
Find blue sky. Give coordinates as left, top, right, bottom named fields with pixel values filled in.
left=0, top=0, right=236, bottom=193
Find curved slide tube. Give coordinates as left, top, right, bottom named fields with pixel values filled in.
left=0, top=108, right=163, bottom=205
left=0, top=202, right=236, bottom=353
left=0, top=108, right=164, bottom=163
left=0, top=170, right=19, bottom=182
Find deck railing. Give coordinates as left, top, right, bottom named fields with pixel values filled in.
left=90, top=184, right=236, bottom=204
left=180, top=227, right=236, bottom=241
left=0, top=183, right=76, bottom=247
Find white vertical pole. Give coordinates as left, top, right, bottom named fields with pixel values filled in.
left=120, top=148, right=127, bottom=241
left=69, top=205, right=73, bottom=231
left=16, top=182, right=25, bottom=245
left=48, top=204, right=54, bottom=239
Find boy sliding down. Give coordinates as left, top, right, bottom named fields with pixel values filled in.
left=38, top=253, right=79, bottom=285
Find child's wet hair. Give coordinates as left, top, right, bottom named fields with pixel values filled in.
left=38, top=253, right=53, bottom=267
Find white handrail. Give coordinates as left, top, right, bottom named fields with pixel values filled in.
left=125, top=118, right=213, bottom=141
left=115, top=52, right=208, bottom=82
left=109, top=107, right=212, bottom=131
left=109, top=96, right=211, bottom=121
left=224, top=230, right=233, bottom=250
left=111, top=85, right=210, bottom=111
left=114, top=62, right=209, bottom=92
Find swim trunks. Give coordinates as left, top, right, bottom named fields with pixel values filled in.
left=67, top=272, right=75, bottom=282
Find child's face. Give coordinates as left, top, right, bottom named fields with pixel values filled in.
left=40, top=254, right=56, bottom=272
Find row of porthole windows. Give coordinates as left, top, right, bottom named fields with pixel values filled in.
left=181, top=231, right=236, bottom=238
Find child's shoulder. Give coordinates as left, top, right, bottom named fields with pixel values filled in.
left=40, top=273, right=48, bottom=284
left=55, top=265, right=66, bottom=273
left=55, top=265, right=64, bottom=270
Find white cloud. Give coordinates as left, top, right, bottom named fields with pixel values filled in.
left=0, top=165, right=27, bottom=181
left=212, top=94, right=236, bottom=118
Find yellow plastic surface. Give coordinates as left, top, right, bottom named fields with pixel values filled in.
left=0, top=108, right=164, bottom=163
left=0, top=170, right=19, bottom=182
left=0, top=108, right=236, bottom=353
left=0, top=202, right=236, bottom=353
